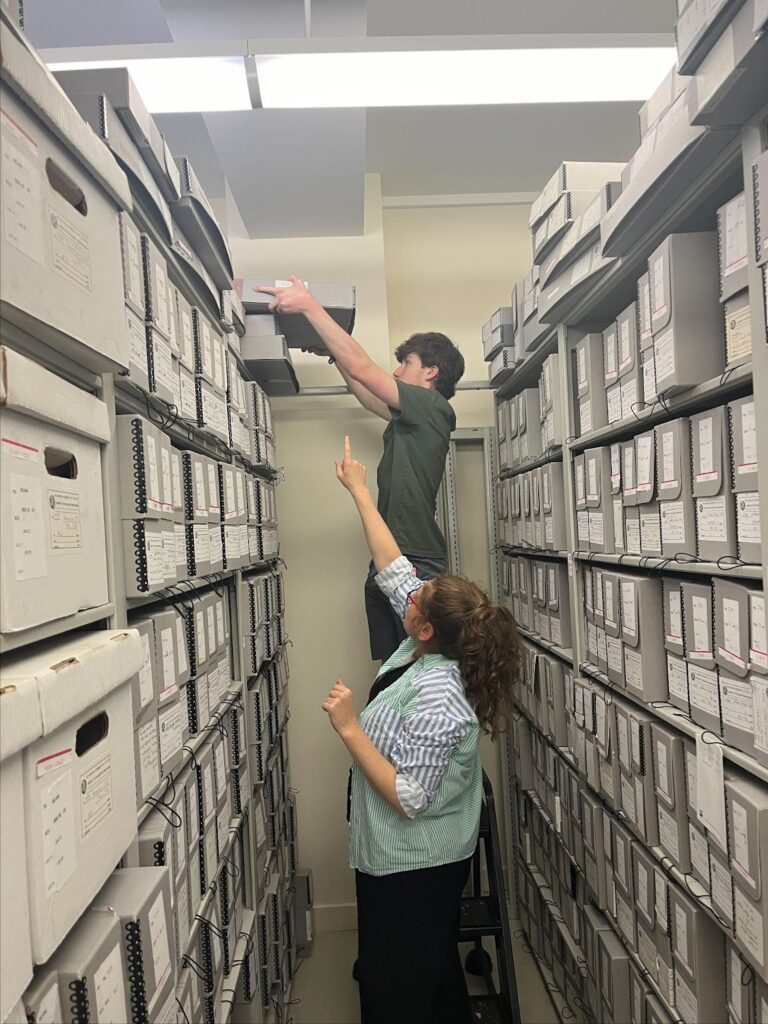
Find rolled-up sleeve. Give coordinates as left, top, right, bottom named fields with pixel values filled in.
left=391, top=710, right=469, bottom=818
left=375, top=555, right=427, bottom=620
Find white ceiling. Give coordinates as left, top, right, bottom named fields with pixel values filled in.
left=25, top=0, right=677, bottom=238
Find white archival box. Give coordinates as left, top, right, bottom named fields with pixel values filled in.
left=0, top=675, right=39, bottom=1019
left=0, top=629, right=141, bottom=963
left=0, top=346, right=110, bottom=633
left=0, top=23, right=131, bottom=373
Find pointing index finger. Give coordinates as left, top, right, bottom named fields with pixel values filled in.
left=344, top=435, right=352, bottom=460
left=255, top=285, right=279, bottom=295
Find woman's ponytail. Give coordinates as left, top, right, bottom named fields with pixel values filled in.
left=419, top=575, right=522, bottom=738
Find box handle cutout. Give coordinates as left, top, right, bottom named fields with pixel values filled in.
left=45, top=159, right=88, bottom=217
left=75, top=712, right=108, bottom=756
left=45, top=447, right=78, bottom=479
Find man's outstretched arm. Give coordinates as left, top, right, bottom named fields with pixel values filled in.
left=257, top=277, right=400, bottom=411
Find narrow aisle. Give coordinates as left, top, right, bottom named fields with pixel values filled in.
left=289, top=926, right=559, bottom=1024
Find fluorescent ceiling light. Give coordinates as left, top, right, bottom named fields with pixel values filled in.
left=255, top=48, right=678, bottom=108
left=47, top=57, right=251, bottom=113
left=48, top=48, right=677, bottom=112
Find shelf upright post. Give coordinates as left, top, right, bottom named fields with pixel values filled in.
left=557, top=324, right=585, bottom=677
left=741, top=107, right=768, bottom=598
left=100, top=371, right=129, bottom=630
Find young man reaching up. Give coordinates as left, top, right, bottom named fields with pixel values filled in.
left=257, top=277, right=465, bottom=662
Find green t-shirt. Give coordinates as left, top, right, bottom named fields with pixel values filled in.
left=376, top=380, right=456, bottom=559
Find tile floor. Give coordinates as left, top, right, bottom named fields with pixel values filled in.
left=289, top=922, right=559, bottom=1024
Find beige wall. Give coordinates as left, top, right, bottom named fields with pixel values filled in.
left=232, top=182, right=533, bottom=930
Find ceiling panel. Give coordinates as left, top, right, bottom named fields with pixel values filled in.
left=367, top=103, right=642, bottom=196
left=159, top=0, right=305, bottom=42
left=367, top=0, right=675, bottom=36
left=204, top=110, right=366, bottom=238
left=24, top=0, right=173, bottom=47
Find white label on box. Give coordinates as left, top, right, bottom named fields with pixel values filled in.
left=696, top=735, right=726, bottom=849
left=675, top=904, right=690, bottom=967
left=690, top=824, right=709, bottom=882
left=623, top=446, right=636, bottom=494
left=700, top=491, right=729, bottom=540
left=613, top=498, right=624, bottom=549
left=193, top=524, right=209, bottom=571
left=41, top=768, right=75, bottom=896
left=698, top=416, right=715, bottom=478
left=10, top=473, right=47, bottom=580
left=722, top=676, right=754, bottom=731
left=154, top=262, right=169, bottom=333
left=625, top=647, right=643, bottom=688
left=631, top=718, right=642, bottom=766
left=617, top=712, right=630, bottom=767
left=162, top=529, right=175, bottom=581
left=206, top=464, right=220, bottom=514
left=80, top=752, right=113, bottom=838
left=176, top=617, right=188, bottom=676
left=617, top=894, right=635, bottom=943
left=735, top=887, right=765, bottom=969
left=577, top=510, right=589, bottom=544
left=675, top=969, right=698, bottom=1024
left=739, top=401, right=757, bottom=472
left=575, top=462, right=585, bottom=503
left=579, top=396, right=592, bottom=435
left=589, top=510, right=604, bottom=546
left=636, top=435, right=653, bottom=487
left=160, top=627, right=175, bottom=690
left=160, top=447, right=172, bottom=513
left=621, top=775, right=636, bottom=821
left=206, top=606, right=217, bottom=654
left=138, top=632, right=154, bottom=708
left=667, top=655, right=688, bottom=702
left=711, top=854, right=734, bottom=924
left=621, top=377, right=638, bottom=417
left=737, top=493, right=762, bottom=544
left=661, top=500, right=687, bottom=545
left=655, top=869, right=667, bottom=926
left=652, top=255, right=666, bottom=319
left=755, top=678, right=768, bottom=755
left=138, top=719, right=159, bottom=799
left=641, top=510, right=661, bottom=552
left=210, top=523, right=223, bottom=565
left=689, top=666, right=720, bottom=716
left=659, top=805, right=680, bottom=862
left=171, top=455, right=182, bottom=511
left=33, top=979, right=64, bottom=1023
left=224, top=469, right=236, bottom=520
left=148, top=889, right=172, bottom=990
left=656, top=740, right=670, bottom=797
left=691, top=596, right=712, bottom=657
left=750, top=595, right=767, bottom=670
left=195, top=608, right=207, bottom=664
left=159, top=701, right=182, bottom=767
left=654, top=328, right=675, bottom=384
left=577, top=346, right=587, bottom=387
left=732, top=800, right=751, bottom=881
left=667, top=589, right=683, bottom=643
left=127, top=310, right=149, bottom=377
left=49, top=203, right=92, bottom=292
left=643, top=352, right=658, bottom=402
left=638, top=861, right=649, bottom=910
left=619, top=318, right=632, bottom=370
left=686, top=749, right=698, bottom=811
left=720, top=598, right=745, bottom=669
left=607, top=384, right=623, bottom=423
left=202, top=763, right=215, bottom=821
left=193, top=463, right=206, bottom=516
left=94, top=943, right=127, bottom=1024
left=1, top=126, right=46, bottom=265
left=145, top=531, right=164, bottom=588
left=661, top=431, right=676, bottom=488
left=626, top=513, right=641, bottom=553
left=621, top=580, right=638, bottom=639
left=725, top=193, right=748, bottom=274
left=146, top=434, right=161, bottom=512
left=731, top=948, right=744, bottom=1022
left=153, top=336, right=175, bottom=397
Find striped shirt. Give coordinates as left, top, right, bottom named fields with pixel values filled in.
left=349, top=556, right=482, bottom=876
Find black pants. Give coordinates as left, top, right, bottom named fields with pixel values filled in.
left=364, top=556, right=445, bottom=662
left=355, top=857, right=473, bottom=1024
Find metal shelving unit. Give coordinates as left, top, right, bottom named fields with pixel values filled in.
left=489, top=98, right=768, bottom=1024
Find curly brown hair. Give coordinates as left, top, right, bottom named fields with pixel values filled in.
left=418, top=574, right=522, bottom=739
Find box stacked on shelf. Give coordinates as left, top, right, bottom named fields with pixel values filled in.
left=247, top=380, right=278, bottom=472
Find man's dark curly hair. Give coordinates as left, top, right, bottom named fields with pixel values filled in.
left=394, top=332, right=465, bottom=400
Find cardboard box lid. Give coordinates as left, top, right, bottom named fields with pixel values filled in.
left=0, top=346, right=110, bottom=443
left=0, top=629, right=141, bottom=737
left=0, top=23, right=131, bottom=210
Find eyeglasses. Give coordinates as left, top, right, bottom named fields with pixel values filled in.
left=406, top=590, right=421, bottom=610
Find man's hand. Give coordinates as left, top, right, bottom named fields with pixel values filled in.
left=335, top=435, right=367, bottom=495
left=256, top=276, right=318, bottom=315
left=322, top=680, right=358, bottom=737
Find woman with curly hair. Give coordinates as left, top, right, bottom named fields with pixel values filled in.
left=322, top=437, right=522, bottom=1024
